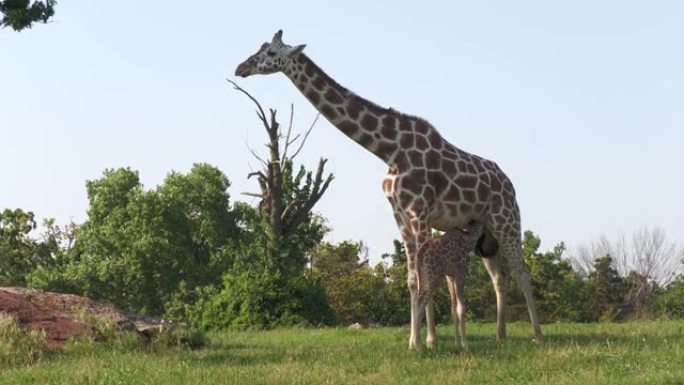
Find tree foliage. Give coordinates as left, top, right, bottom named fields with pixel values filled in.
left=5, top=196, right=684, bottom=326
left=28, top=164, right=243, bottom=316
left=0, top=0, right=55, bottom=31
left=581, top=256, right=630, bottom=321
left=521, top=231, right=585, bottom=322
left=0, top=209, right=39, bottom=286
left=653, top=275, right=684, bottom=318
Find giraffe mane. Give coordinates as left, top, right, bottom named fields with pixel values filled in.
left=298, top=53, right=434, bottom=127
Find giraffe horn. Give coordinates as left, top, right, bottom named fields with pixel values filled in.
left=272, top=29, right=284, bottom=44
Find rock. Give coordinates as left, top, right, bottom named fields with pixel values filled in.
left=0, top=287, right=170, bottom=348
left=0, top=289, right=94, bottom=348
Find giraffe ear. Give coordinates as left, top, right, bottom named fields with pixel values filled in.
left=285, top=44, right=306, bottom=57
left=272, top=30, right=284, bottom=44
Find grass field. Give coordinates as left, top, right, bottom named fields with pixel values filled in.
left=2, top=321, right=684, bottom=384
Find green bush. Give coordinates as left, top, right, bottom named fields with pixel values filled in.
left=653, top=276, right=684, bottom=318
left=198, top=267, right=334, bottom=330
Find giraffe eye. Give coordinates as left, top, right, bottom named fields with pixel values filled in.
left=266, top=51, right=276, bottom=57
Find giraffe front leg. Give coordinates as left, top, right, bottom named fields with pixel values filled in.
left=398, top=214, right=432, bottom=350
left=408, top=276, right=421, bottom=350
left=407, top=216, right=434, bottom=349
left=393, top=217, right=421, bottom=350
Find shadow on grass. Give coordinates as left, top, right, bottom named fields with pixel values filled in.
left=380, top=327, right=662, bottom=359
left=184, top=324, right=684, bottom=367
left=190, top=347, right=285, bottom=367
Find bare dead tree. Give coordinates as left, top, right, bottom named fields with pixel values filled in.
left=571, top=225, right=684, bottom=318
left=228, top=80, right=333, bottom=269
left=621, top=226, right=682, bottom=317
left=573, top=235, right=615, bottom=277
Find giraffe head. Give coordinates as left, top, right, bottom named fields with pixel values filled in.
left=462, top=221, right=484, bottom=247
left=235, top=30, right=306, bottom=77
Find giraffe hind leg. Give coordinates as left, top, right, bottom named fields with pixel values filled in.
left=482, top=255, right=509, bottom=341
left=498, top=239, right=544, bottom=342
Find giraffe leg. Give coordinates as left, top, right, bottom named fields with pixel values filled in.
left=500, top=241, right=543, bottom=342
left=454, top=276, right=468, bottom=349
left=409, top=282, right=421, bottom=350
left=425, top=299, right=438, bottom=348
left=482, top=255, right=508, bottom=341
left=406, top=215, right=431, bottom=350
left=411, top=291, right=432, bottom=351
left=407, top=246, right=422, bottom=350
left=446, top=276, right=459, bottom=345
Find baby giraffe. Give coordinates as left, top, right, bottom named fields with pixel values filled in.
left=414, top=221, right=484, bottom=349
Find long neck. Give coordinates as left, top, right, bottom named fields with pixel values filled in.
left=282, top=54, right=408, bottom=166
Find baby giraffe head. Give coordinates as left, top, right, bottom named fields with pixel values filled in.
left=462, top=221, right=484, bottom=248
left=235, top=30, right=306, bottom=77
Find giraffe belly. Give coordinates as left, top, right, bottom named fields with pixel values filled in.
left=429, top=211, right=471, bottom=232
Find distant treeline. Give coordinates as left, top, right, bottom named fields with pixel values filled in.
left=1, top=164, right=683, bottom=328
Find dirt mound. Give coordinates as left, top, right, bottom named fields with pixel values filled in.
left=0, top=287, right=157, bottom=348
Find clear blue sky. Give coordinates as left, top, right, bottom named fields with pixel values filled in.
left=1, top=1, right=682, bottom=262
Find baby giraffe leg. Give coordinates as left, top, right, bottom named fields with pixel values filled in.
left=454, top=276, right=468, bottom=349
left=446, top=277, right=460, bottom=346
left=425, top=299, right=438, bottom=348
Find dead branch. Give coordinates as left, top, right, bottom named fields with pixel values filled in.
left=247, top=171, right=266, bottom=180
left=245, top=140, right=267, bottom=167
left=289, top=113, right=320, bottom=162
left=281, top=104, right=295, bottom=162
left=241, top=192, right=264, bottom=198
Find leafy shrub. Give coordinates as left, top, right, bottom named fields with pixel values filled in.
left=653, top=276, right=684, bottom=318
left=198, top=267, right=334, bottom=330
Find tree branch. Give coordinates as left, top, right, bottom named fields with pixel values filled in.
left=247, top=171, right=266, bottom=180
left=244, top=140, right=267, bottom=167
left=241, top=192, right=264, bottom=198
left=227, top=79, right=271, bottom=132
left=281, top=104, right=295, bottom=164
left=289, top=113, right=320, bottom=162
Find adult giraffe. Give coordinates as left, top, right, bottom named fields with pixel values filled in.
left=234, top=30, right=543, bottom=349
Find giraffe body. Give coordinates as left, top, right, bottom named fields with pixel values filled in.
left=235, top=30, right=543, bottom=349
left=416, top=222, right=483, bottom=348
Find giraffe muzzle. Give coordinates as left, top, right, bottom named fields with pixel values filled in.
left=234, top=63, right=252, bottom=77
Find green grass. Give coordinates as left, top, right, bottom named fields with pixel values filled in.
left=2, top=321, right=684, bottom=384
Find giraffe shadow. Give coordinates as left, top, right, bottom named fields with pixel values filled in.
left=417, top=329, right=644, bottom=359
left=187, top=343, right=285, bottom=367
left=187, top=327, right=666, bottom=366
